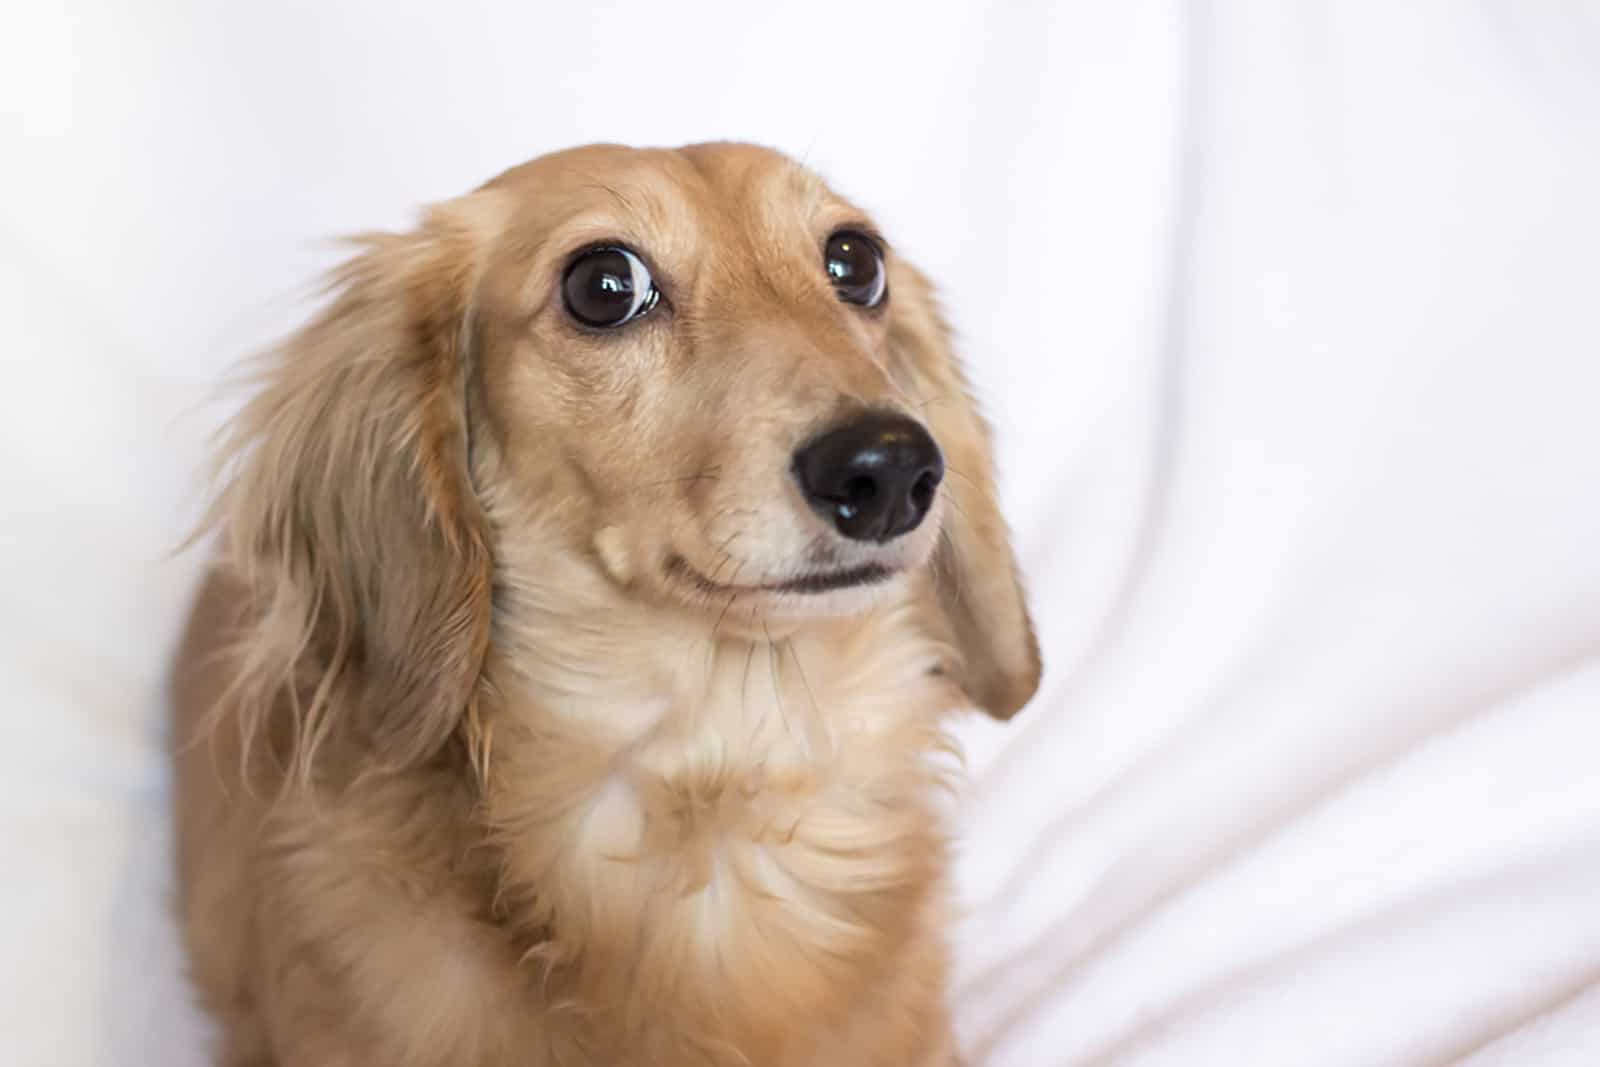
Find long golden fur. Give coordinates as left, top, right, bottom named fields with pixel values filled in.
left=173, top=142, right=1039, bottom=1066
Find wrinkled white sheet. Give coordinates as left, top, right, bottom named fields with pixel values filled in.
left=3, top=4, right=1598, bottom=1065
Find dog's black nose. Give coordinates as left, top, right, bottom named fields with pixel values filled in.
left=793, top=413, right=945, bottom=543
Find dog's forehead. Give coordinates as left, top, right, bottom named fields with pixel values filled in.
left=677, top=142, right=832, bottom=214
left=488, top=143, right=844, bottom=254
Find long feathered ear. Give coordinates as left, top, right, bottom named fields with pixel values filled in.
left=212, top=199, right=500, bottom=778
left=888, top=264, right=1041, bottom=720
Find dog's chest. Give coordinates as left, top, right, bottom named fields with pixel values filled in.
left=569, top=628, right=951, bottom=900
left=492, top=620, right=958, bottom=1058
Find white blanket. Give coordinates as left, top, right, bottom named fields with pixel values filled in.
left=4, top=4, right=1598, bottom=1064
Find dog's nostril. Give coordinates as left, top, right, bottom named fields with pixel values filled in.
left=842, top=475, right=877, bottom=503
left=910, top=471, right=938, bottom=512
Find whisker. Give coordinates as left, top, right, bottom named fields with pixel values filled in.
left=711, top=560, right=747, bottom=640
left=943, top=464, right=981, bottom=490
left=704, top=533, right=744, bottom=588
left=937, top=468, right=977, bottom=525
left=762, top=623, right=790, bottom=734
left=700, top=546, right=741, bottom=676
left=741, top=639, right=759, bottom=723
left=935, top=525, right=965, bottom=603
left=618, top=467, right=722, bottom=494
left=704, top=554, right=731, bottom=589
left=787, top=639, right=820, bottom=721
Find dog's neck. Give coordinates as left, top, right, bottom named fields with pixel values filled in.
left=475, top=552, right=962, bottom=1058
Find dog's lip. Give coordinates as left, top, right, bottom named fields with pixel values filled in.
left=666, top=555, right=898, bottom=596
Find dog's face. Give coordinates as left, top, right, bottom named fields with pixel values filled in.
left=221, top=143, right=1039, bottom=768
left=473, top=144, right=947, bottom=624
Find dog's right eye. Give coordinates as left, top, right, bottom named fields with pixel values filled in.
left=563, top=246, right=660, bottom=328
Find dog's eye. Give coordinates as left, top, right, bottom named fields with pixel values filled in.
left=563, top=246, right=659, bottom=328
left=824, top=231, right=887, bottom=308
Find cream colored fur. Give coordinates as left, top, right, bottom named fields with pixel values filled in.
left=173, top=142, right=1039, bottom=1066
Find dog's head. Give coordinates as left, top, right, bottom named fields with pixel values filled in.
left=220, top=143, right=1039, bottom=770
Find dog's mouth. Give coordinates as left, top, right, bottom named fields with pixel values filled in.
left=665, top=555, right=897, bottom=597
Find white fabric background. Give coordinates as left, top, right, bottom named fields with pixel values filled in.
left=3, top=3, right=1599, bottom=1064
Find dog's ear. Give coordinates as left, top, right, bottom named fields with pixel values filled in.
left=887, top=264, right=1041, bottom=720
left=215, top=198, right=502, bottom=775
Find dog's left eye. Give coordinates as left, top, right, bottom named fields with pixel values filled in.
left=563, top=246, right=660, bottom=328
left=825, top=231, right=887, bottom=308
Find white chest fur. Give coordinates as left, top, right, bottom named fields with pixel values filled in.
left=482, top=601, right=961, bottom=1056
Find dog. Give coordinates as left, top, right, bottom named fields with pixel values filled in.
left=172, top=142, right=1039, bottom=1066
